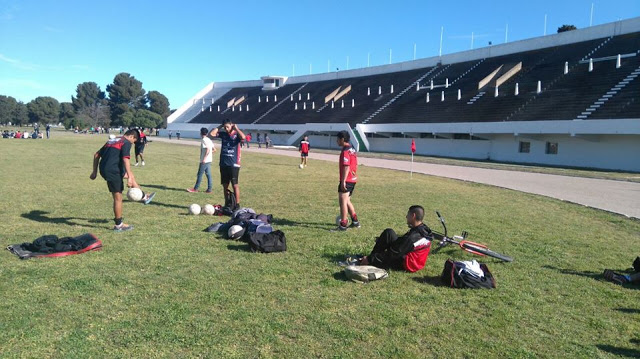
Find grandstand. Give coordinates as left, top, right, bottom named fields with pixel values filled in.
left=166, top=17, right=640, bottom=172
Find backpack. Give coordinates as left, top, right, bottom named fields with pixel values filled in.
left=441, top=259, right=496, bottom=289
left=403, top=244, right=431, bottom=272
left=247, top=230, right=286, bottom=253
left=221, top=189, right=237, bottom=215
left=344, top=265, right=389, bottom=284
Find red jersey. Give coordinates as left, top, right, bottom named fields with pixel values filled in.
left=299, top=140, right=310, bottom=154
left=339, top=144, right=358, bottom=183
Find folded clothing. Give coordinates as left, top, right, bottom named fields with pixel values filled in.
left=6, top=233, right=102, bottom=260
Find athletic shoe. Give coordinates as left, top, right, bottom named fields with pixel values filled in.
left=143, top=192, right=156, bottom=205
left=349, top=221, right=361, bottom=229
left=134, top=162, right=139, bottom=167
left=113, top=223, right=134, bottom=232
left=205, top=190, right=213, bottom=193
left=142, top=161, right=145, bottom=166
left=338, top=255, right=363, bottom=267
left=187, top=188, right=198, bottom=193
left=330, top=224, right=349, bottom=232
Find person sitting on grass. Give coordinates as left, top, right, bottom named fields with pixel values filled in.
left=344, top=205, right=432, bottom=268
left=604, top=256, right=640, bottom=285
left=90, top=129, right=155, bottom=232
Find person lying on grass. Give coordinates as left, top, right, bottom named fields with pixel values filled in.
left=345, top=205, right=432, bottom=268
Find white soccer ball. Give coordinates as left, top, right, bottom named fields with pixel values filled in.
left=299, top=164, right=304, bottom=169
left=202, top=204, right=216, bottom=215
left=189, top=203, right=201, bottom=215
left=127, top=188, right=144, bottom=202
left=336, top=214, right=343, bottom=226
left=228, top=225, right=245, bottom=239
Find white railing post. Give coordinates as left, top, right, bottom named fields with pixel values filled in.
left=457, top=89, right=461, bottom=100
left=588, top=58, right=593, bottom=72
left=564, top=61, right=569, bottom=74
left=515, top=83, right=519, bottom=96
left=616, top=54, right=621, bottom=68
left=494, top=86, right=499, bottom=97
left=426, top=93, right=430, bottom=103
left=391, top=84, right=394, bottom=94
left=441, top=91, right=445, bottom=101
left=537, top=81, right=542, bottom=94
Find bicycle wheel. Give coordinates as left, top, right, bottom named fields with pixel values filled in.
left=462, top=242, right=513, bottom=262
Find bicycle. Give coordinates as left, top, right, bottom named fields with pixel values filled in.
left=431, top=211, right=513, bottom=262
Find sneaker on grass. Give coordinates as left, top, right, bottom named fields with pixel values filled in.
left=113, top=223, right=134, bottom=232
left=349, top=221, right=361, bottom=229
left=186, top=188, right=198, bottom=193
left=143, top=192, right=156, bottom=205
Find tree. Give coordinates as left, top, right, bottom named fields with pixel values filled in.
left=13, top=102, right=29, bottom=126
left=106, top=73, right=146, bottom=126
left=27, top=96, right=60, bottom=125
left=72, top=82, right=106, bottom=112
left=557, top=25, right=577, bottom=33
left=59, top=102, right=75, bottom=127
left=0, top=95, right=18, bottom=124
left=147, top=90, right=171, bottom=127
left=122, top=109, right=163, bottom=129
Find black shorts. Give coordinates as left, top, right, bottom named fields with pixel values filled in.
left=338, top=182, right=356, bottom=196
left=106, top=178, right=124, bottom=193
left=301, top=152, right=309, bottom=157
left=135, top=145, right=145, bottom=155
left=220, top=166, right=240, bottom=185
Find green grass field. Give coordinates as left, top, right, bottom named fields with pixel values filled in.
left=1, top=132, right=639, bottom=358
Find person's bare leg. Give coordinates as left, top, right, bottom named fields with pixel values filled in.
left=233, top=183, right=240, bottom=205
left=339, top=192, right=349, bottom=222
left=113, top=192, right=123, bottom=219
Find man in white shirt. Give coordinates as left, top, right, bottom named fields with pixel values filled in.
left=187, top=127, right=216, bottom=193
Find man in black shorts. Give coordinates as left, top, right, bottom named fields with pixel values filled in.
left=208, top=119, right=246, bottom=210
left=335, top=130, right=360, bottom=231
left=90, top=129, right=155, bottom=232
left=134, top=128, right=148, bottom=166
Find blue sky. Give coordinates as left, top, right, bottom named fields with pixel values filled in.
left=0, top=0, right=638, bottom=109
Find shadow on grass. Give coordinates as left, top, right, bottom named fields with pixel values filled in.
left=271, top=218, right=333, bottom=230
left=141, top=184, right=185, bottom=192
left=616, top=308, right=640, bottom=314
left=543, top=265, right=639, bottom=290
left=227, top=244, right=251, bottom=252
left=147, top=201, right=187, bottom=210
left=21, top=210, right=107, bottom=229
left=596, top=344, right=640, bottom=358
left=332, top=271, right=350, bottom=282
left=413, top=275, right=447, bottom=287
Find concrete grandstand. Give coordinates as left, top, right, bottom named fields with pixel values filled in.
left=165, top=17, right=640, bottom=172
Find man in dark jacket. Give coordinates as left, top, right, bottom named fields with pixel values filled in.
left=355, top=205, right=432, bottom=269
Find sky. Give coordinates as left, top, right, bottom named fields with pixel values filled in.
left=0, top=0, right=638, bottom=109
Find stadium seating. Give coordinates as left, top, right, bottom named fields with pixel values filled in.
left=187, top=32, right=640, bottom=126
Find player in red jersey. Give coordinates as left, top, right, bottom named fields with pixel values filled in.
left=299, top=135, right=310, bottom=168
left=335, top=130, right=360, bottom=231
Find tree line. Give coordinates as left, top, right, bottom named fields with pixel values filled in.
left=0, top=72, right=172, bottom=129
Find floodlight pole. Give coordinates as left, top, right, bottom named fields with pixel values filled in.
left=590, top=3, right=594, bottom=26
left=413, top=43, right=416, bottom=60
left=471, top=32, right=474, bottom=49
left=544, top=14, right=547, bottom=35
left=292, top=64, right=295, bottom=76
left=505, top=24, right=509, bottom=43
left=347, top=56, right=349, bottom=70
left=389, top=49, right=392, bottom=64
left=439, top=26, right=444, bottom=57
left=367, top=52, right=370, bottom=67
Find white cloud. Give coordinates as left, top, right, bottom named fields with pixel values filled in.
left=0, top=53, right=38, bottom=70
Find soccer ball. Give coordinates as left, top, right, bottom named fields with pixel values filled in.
left=127, top=188, right=143, bottom=202
left=228, top=225, right=245, bottom=239
left=336, top=214, right=343, bottom=226
left=299, top=164, right=304, bottom=169
left=202, top=204, right=216, bottom=215
left=189, top=203, right=201, bottom=215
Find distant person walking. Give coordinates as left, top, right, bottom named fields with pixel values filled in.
left=176, top=130, right=181, bottom=140
left=187, top=127, right=216, bottom=193
left=299, top=135, right=310, bottom=167
left=168, top=130, right=172, bottom=140
left=264, top=133, right=271, bottom=148
left=46, top=124, right=51, bottom=139
left=246, top=133, right=252, bottom=148
left=257, top=133, right=262, bottom=148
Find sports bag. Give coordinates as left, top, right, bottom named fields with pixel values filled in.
left=247, top=230, right=286, bottom=253
left=441, top=259, right=496, bottom=289
left=344, top=265, right=389, bottom=284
